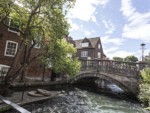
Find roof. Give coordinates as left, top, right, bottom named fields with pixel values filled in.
left=74, top=37, right=100, bottom=49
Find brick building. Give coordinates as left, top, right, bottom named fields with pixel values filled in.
left=0, top=19, right=51, bottom=81
left=74, top=37, right=106, bottom=60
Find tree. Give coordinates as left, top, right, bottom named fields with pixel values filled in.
left=145, top=53, right=150, bottom=62
left=113, top=57, right=123, bottom=61
left=138, top=68, right=150, bottom=109
left=0, top=0, right=75, bottom=95
left=40, top=39, right=81, bottom=78
left=124, top=55, right=138, bottom=62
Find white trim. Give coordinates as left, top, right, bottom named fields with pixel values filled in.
left=81, top=51, right=88, bottom=57
left=0, top=64, right=10, bottom=77
left=98, top=44, right=101, bottom=49
left=32, top=41, right=41, bottom=49
left=82, top=43, right=89, bottom=47
left=4, top=40, right=18, bottom=57
left=0, top=64, right=10, bottom=68
left=8, top=18, right=20, bottom=34
left=98, top=52, right=101, bottom=58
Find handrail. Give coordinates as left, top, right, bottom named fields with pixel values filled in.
left=0, top=95, right=31, bottom=113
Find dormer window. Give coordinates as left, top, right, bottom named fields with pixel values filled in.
left=8, top=18, right=20, bottom=34
left=82, top=42, right=89, bottom=47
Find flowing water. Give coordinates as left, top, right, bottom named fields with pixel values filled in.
left=27, top=85, right=149, bottom=113
left=5, top=84, right=150, bottom=113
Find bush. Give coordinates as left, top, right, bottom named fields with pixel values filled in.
left=138, top=68, right=150, bottom=108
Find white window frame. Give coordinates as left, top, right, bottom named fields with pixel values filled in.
left=32, top=41, right=41, bottom=49
left=8, top=18, right=20, bottom=34
left=82, top=43, right=89, bottom=47
left=4, top=40, right=18, bottom=57
left=98, top=52, right=101, bottom=58
left=0, top=64, right=10, bottom=77
left=34, top=43, right=41, bottom=49
left=98, top=44, right=101, bottom=49
left=81, top=51, right=88, bottom=57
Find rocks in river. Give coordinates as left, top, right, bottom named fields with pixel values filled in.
left=77, top=101, right=85, bottom=105
left=28, top=89, right=51, bottom=97
left=69, top=92, right=74, bottom=95
left=61, top=90, right=65, bottom=94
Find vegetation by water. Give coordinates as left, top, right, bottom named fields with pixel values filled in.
left=138, top=67, right=150, bottom=110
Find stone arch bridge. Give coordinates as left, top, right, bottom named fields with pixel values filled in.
left=69, top=60, right=149, bottom=95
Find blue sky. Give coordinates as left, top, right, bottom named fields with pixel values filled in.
left=67, top=0, right=150, bottom=60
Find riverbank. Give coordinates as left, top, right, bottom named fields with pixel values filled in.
left=0, top=90, right=62, bottom=112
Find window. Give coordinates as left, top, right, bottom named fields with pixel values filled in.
left=98, top=44, right=101, bottom=49
left=98, top=52, right=101, bottom=58
left=4, top=41, right=18, bottom=57
left=82, top=43, right=89, bottom=47
left=0, top=64, right=10, bottom=77
left=8, top=18, right=20, bottom=33
left=32, top=36, right=42, bottom=49
left=81, top=51, right=88, bottom=57
left=32, top=41, right=41, bottom=49
left=34, top=43, right=41, bottom=49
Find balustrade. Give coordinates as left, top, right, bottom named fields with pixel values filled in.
left=80, top=60, right=149, bottom=77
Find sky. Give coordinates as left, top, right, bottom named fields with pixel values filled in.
left=67, top=0, right=150, bottom=60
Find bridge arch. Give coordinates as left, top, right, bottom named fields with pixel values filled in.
left=69, top=72, right=139, bottom=95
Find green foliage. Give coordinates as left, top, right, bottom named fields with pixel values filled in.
left=138, top=68, right=150, bottom=108
left=124, top=55, right=138, bottom=62
left=0, top=0, right=76, bottom=84
left=113, top=57, right=123, bottom=61
left=0, top=0, right=75, bottom=44
left=140, top=68, right=150, bottom=83
left=145, top=53, right=150, bottom=62
left=41, top=39, right=81, bottom=77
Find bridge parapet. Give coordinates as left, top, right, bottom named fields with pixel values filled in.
left=80, top=60, right=149, bottom=78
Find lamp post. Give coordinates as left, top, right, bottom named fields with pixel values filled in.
left=141, top=43, right=146, bottom=61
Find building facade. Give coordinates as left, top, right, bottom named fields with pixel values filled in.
left=74, top=37, right=106, bottom=60
left=0, top=20, right=51, bottom=81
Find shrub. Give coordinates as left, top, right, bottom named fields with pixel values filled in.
left=138, top=68, right=150, bottom=108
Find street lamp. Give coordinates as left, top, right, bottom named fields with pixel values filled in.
left=141, top=43, right=146, bottom=61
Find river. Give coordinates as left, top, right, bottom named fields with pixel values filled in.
left=25, top=84, right=149, bottom=113
left=5, top=84, right=150, bottom=113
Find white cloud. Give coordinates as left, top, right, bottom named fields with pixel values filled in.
left=106, top=50, right=134, bottom=59
left=105, top=47, right=120, bottom=53
left=121, top=0, right=150, bottom=42
left=68, top=0, right=109, bottom=22
left=68, top=20, right=80, bottom=32
left=102, top=20, right=116, bottom=34
left=104, top=45, right=149, bottom=60
left=120, top=0, right=135, bottom=17
left=85, top=30, right=92, bottom=36
left=101, top=36, right=124, bottom=46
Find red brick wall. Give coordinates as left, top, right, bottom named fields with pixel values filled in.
left=0, top=23, right=51, bottom=78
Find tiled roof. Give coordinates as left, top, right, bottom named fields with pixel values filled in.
left=74, top=37, right=100, bottom=49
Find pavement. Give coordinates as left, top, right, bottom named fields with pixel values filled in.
left=0, top=90, right=62, bottom=112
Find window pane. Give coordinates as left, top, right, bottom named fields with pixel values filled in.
left=5, top=41, right=18, bottom=57
left=82, top=43, right=89, bottom=47
left=81, top=51, right=88, bottom=57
